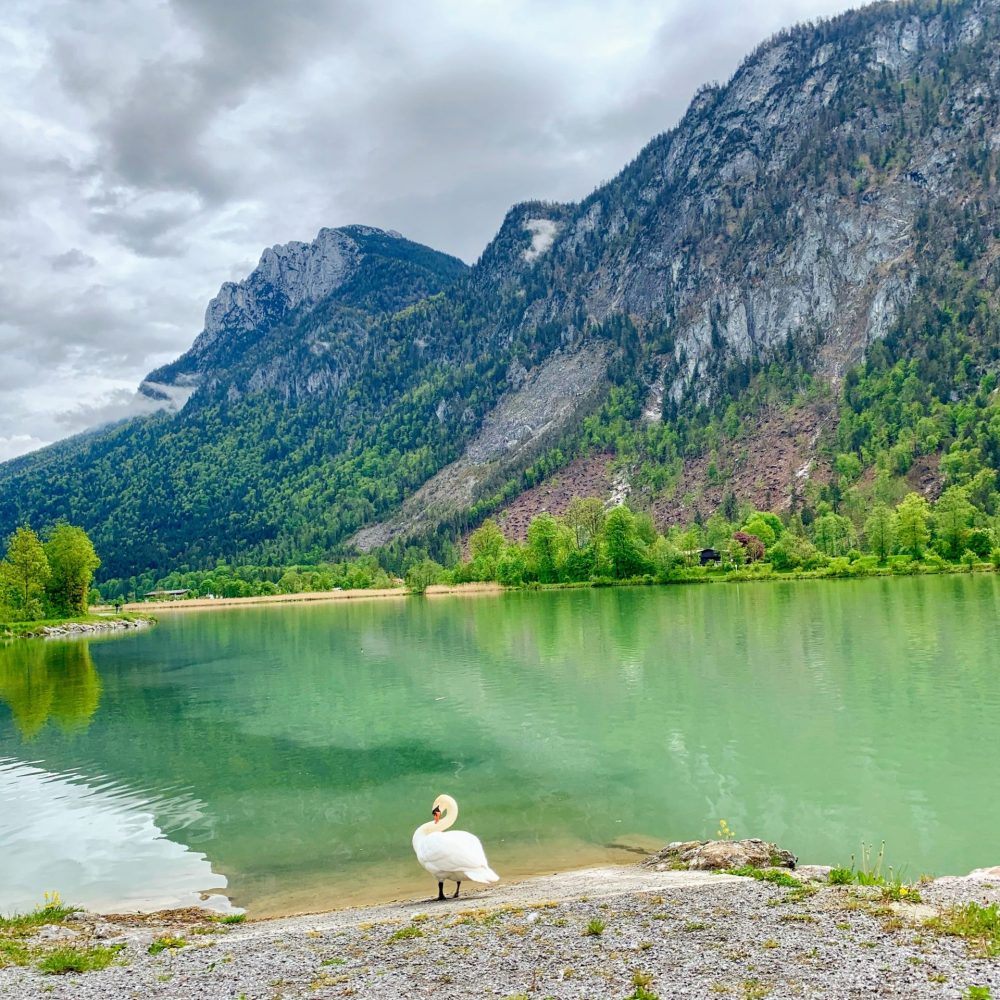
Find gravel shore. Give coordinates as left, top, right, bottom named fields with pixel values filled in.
left=2, top=865, right=998, bottom=999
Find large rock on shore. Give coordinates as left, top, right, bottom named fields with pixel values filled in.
left=644, top=838, right=797, bottom=872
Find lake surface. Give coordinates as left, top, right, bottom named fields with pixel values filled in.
left=1, top=576, right=998, bottom=916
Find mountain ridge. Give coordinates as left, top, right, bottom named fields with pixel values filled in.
left=3, top=0, right=1000, bottom=580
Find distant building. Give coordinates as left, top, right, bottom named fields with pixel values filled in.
left=699, top=548, right=722, bottom=566
left=142, top=589, right=191, bottom=600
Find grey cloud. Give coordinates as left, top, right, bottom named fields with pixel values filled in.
left=170, top=0, right=368, bottom=79
left=98, top=59, right=233, bottom=204
left=49, top=249, right=98, bottom=271
left=0, top=280, right=183, bottom=372
left=88, top=201, right=195, bottom=258
left=78, top=0, right=371, bottom=205
left=0, top=356, right=48, bottom=395
left=1, top=0, right=871, bottom=460
left=53, top=387, right=164, bottom=432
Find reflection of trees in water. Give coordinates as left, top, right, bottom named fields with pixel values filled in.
left=0, top=640, right=101, bottom=738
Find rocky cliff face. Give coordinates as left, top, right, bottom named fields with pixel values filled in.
left=469, top=0, right=999, bottom=413
left=140, top=224, right=467, bottom=403
left=351, top=0, right=1000, bottom=547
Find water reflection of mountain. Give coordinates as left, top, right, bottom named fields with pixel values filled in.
left=0, top=640, right=102, bottom=738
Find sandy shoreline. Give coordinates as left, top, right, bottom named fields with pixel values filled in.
left=96, top=582, right=505, bottom=614
left=2, top=862, right=998, bottom=998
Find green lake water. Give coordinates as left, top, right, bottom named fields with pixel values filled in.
left=1, top=576, right=998, bottom=915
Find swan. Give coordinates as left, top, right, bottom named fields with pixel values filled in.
left=412, top=793, right=500, bottom=900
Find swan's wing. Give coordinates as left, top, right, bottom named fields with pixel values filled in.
left=416, top=830, right=493, bottom=877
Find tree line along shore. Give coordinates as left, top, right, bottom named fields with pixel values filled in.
left=4, top=480, right=997, bottom=633
left=59, top=479, right=1000, bottom=619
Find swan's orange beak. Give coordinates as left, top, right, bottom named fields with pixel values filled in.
left=432, top=806, right=441, bottom=823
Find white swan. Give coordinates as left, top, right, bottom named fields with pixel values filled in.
left=412, top=793, right=500, bottom=900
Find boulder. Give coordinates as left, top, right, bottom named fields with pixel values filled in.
left=794, top=864, right=833, bottom=883
left=34, top=924, right=78, bottom=943
left=643, top=838, right=797, bottom=872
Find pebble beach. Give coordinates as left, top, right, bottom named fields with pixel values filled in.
left=2, top=862, right=998, bottom=999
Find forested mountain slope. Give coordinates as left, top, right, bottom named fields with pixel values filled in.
left=4, top=0, right=1000, bottom=581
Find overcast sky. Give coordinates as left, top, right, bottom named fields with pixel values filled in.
left=0, top=0, right=865, bottom=461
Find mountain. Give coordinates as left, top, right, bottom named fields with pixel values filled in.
left=4, top=0, right=1000, bottom=583
left=140, top=225, right=468, bottom=406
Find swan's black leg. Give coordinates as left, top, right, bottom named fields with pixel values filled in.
left=437, top=881, right=446, bottom=901
left=453, top=881, right=461, bottom=899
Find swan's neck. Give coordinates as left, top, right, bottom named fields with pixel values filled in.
left=435, top=795, right=458, bottom=832
left=414, top=796, right=460, bottom=839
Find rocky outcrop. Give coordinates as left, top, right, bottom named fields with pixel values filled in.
left=351, top=343, right=611, bottom=551
left=197, top=227, right=372, bottom=352
left=644, top=838, right=798, bottom=872
left=23, top=618, right=154, bottom=640
left=139, top=226, right=467, bottom=405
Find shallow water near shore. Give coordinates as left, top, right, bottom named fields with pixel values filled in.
left=1, top=574, right=999, bottom=915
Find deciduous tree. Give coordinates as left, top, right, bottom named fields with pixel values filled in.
left=602, top=506, right=649, bottom=578
left=1, top=526, right=50, bottom=620
left=895, top=492, right=931, bottom=558
left=565, top=498, right=606, bottom=548
left=863, top=503, right=898, bottom=562
left=933, top=486, right=975, bottom=560
left=43, top=523, right=100, bottom=616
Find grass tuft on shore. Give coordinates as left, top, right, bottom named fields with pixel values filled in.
left=0, top=899, right=79, bottom=933
left=388, top=926, right=424, bottom=942
left=37, top=944, right=123, bottom=975
left=724, top=865, right=800, bottom=888
left=148, top=936, right=188, bottom=955
left=927, top=902, right=1000, bottom=957
left=827, top=843, right=922, bottom=902
left=0, top=895, right=81, bottom=970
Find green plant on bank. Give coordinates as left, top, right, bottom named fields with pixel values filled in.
left=724, top=865, right=800, bottom=888
left=927, top=902, right=1000, bottom=957
left=583, top=917, right=606, bottom=936
left=387, top=926, right=424, bottom=942
left=854, top=840, right=889, bottom=885
left=0, top=939, right=32, bottom=968
left=37, top=944, right=123, bottom=975
left=215, top=912, right=246, bottom=924
left=965, top=987, right=993, bottom=999
left=827, top=843, right=921, bottom=902
left=0, top=893, right=83, bottom=972
left=147, top=936, right=188, bottom=955
left=0, top=893, right=79, bottom=934
left=626, top=970, right=660, bottom=1000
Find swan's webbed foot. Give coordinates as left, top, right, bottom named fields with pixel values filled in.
left=437, top=881, right=446, bottom=901
left=453, top=881, right=461, bottom=899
